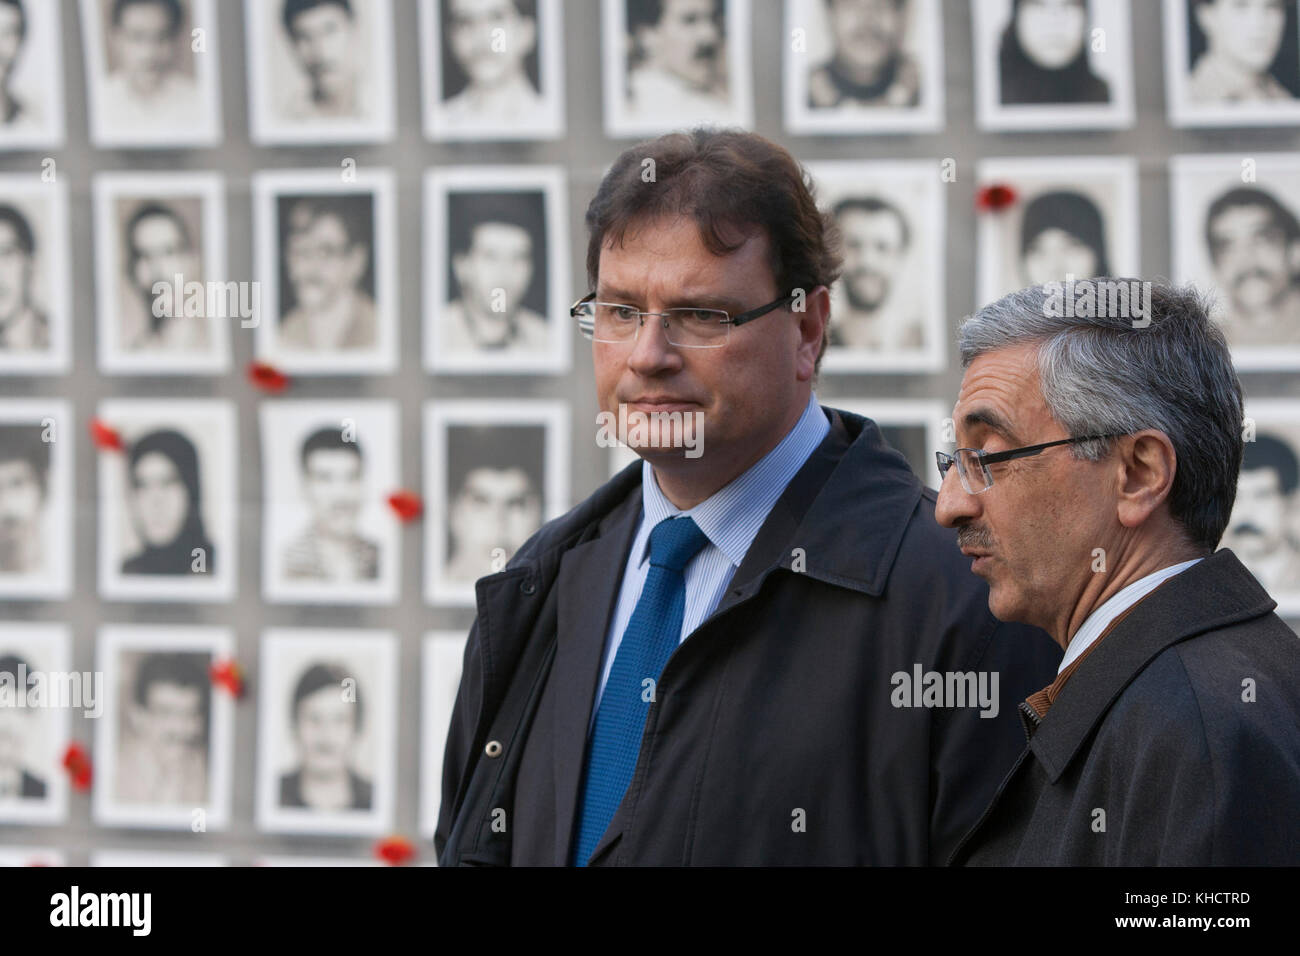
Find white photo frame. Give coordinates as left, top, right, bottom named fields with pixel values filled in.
left=783, top=0, right=944, bottom=135
left=0, top=399, right=72, bottom=600
left=602, top=0, right=754, bottom=137
left=91, top=850, right=226, bottom=865
left=260, top=399, right=401, bottom=606
left=96, top=397, right=237, bottom=603
left=975, top=155, right=1139, bottom=310
left=92, top=624, right=234, bottom=830
left=1169, top=151, right=1300, bottom=369
left=253, top=167, right=398, bottom=375
left=79, top=0, right=222, bottom=148
left=0, top=0, right=66, bottom=151
left=423, top=399, right=569, bottom=606
left=0, top=622, right=71, bottom=825
left=424, top=165, right=571, bottom=374
left=826, top=398, right=949, bottom=484
left=244, top=0, right=396, bottom=144
left=973, top=0, right=1134, bottom=131
left=255, top=627, right=398, bottom=836
left=0, top=173, right=70, bottom=374
left=1163, top=0, right=1300, bottom=128
left=93, top=171, right=231, bottom=375
left=806, top=160, right=947, bottom=373
left=418, top=630, right=467, bottom=841
left=420, top=0, right=565, bottom=141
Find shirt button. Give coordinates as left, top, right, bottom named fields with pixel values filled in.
left=520, top=579, right=536, bottom=595
left=485, top=740, right=503, bottom=758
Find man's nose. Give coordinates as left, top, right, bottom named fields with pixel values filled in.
left=625, top=315, right=683, bottom=376
left=934, top=466, right=979, bottom=529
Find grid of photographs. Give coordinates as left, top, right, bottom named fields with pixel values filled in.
left=0, top=0, right=1296, bottom=867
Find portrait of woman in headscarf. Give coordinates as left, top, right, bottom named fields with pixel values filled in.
left=1017, top=189, right=1111, bottom=287
left=121, top=428, right=216, bottom=576
left=998, top=0, right=1111, bottom=105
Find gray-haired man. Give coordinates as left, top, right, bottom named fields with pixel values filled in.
left=937, top=279, right=1300, bottom=865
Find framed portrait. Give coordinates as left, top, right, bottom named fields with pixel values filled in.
left=825, top=398, right=949, bottom=484
left=0, top=623, right=71, bottom=825
left=245, top=0, right=396, bottom=144
left=424, top=165, right=570, bottom=374
left=0, top=400, right=72, bottom=600
left=420, top=0, right=565, bottom=141
left=602, top=0, right=754, bottom=137
left=783, top=0, right=943, bottom=135
left=260, top=399, right=401, bottom=606
left=1230, top=400, right=1300, bottom=620
left=93, top=171, right=231, bottom=375
left=418, top=630, right=466, bottom=841
left=255, top=627, right=398, bottom=836
left=0, top=173, right=70, bottom=374
left=975, top=156, right=1139, bottom=309
left=0, top=846, right=63, bottom=865
left=1164, top=0, right=1300, bottom=127
left=1170, top=152, right=1300, bottom=368
left=806, top=161, right=946, bottom=373
left=79, top=0, right=222, bottom=148
left=0, top=0, right=65, bottom=150
left=96, top=398, right=237, bottom=603
left=423, top=399, right=569, bottom=606
left=973, top=0, right=1134, bottom=131
left=92, top=625, right=235, bottom=830
left=256, top=854, right=383, bottom=865
left=91, top=850, right=226, bottom=865
left=253, top=167, right=398, bottom=375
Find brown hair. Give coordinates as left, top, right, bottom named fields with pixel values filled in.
left=584, top=127, right=843, bottom=367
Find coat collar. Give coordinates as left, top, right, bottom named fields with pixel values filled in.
left=1027, top=548, right=1278, bottom=783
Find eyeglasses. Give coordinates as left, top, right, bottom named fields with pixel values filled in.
left=935, top=434, right=1124, bottom=495
left=570, top=291, right=795, bottom=349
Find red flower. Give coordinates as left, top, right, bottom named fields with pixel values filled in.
left=247, top=361, right=290, bottom=393
left=976, top=183, right=1018, bottom=212
left=209, top=658, right=245, bottom=698
left=61, top=743, right=92, bottom=791
left=374, top=836, right=416, bottom=866
left=387, top=490, right=424, bottom=523
left=88, top=418, right=123, bottom=452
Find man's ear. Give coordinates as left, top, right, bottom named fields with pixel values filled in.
left=794, top=285, right=830, bottom=382
left=1115, top=430, right=1178, bottom=530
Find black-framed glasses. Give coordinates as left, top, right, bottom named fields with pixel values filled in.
left=570, top=291, right=795, bottom=349
left=936, top=434, right=1125, bottom=495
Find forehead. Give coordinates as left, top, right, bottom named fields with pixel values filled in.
left=305, top=447, right=361, bottom=472
left=1211, top=204, right=1276, bottom=236
left=597, top=214, right=773, bottom=297
left=470, top=221, right=531, bottom=250
left=462, top=467, right=533, bottom=496
left=953, top=343, right=1051, bottom=441
left=133, top=214, right=184, bottom=245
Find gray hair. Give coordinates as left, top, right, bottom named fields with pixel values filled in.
left=957, top=279, right=1243, bottom=550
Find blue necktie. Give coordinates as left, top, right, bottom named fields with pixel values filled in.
left=571, top=515, right=710, bottom=866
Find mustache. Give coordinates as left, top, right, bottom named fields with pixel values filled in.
left=956, top=526, right=995, bottom=552
left=1232, top=268, right=1276, bottom=290
left=1229, top=522, right=1265, bottom=537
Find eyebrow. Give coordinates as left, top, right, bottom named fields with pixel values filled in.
left=594, top=287, right=750, bottom=314
left=962, top=408, right=1020, bottom=446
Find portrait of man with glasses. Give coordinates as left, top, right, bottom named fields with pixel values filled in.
left=435, top=127, right=1061, bottom=868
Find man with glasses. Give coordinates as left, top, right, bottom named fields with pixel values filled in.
left=938, top=280, right=1300, bottom=865
left=278, top=196, right=376, bottom=351
left=435, top=127, right=1060, bottom=867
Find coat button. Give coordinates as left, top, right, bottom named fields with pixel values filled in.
left=485, top=740, right=503, bottom=758
left=520, top=579, right=536, bottom=595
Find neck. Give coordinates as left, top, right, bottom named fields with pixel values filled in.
left=1050, top=526, right=1205, bottom=650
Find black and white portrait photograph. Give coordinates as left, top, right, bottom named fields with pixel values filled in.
left=783, top=0, right=943, bottom=135
left=1226, top=402, right=1300, bottom=618
left=96, top=398, right=236, bottom=603
left=1170, top=152, right=1300, bottom=368
left=973, top=0, right=1134, bottom=130
left=807, top=161, right=946, bottom=372
left=92, top=625, right=234, bottom=829
left=425, top=166, right=569, bottom=373
left=245, top=0, right=396, bottom=144
left=260, top=400, right=400, bottom=606
left=0, top=400, right=72, bottom=601
left=420, top=0, right=564, bottom=140
left=423, top=400, right=568, bottom=606
left=418, top=631, right=465, bottom=840
left=0, top=623, right=70, bottom=825
left=1164, top=0, right=1300, bottom=127
left=256, top=628, right=397, bottom=836
left=93, top=171, right=229, bottom=375
left=975, top=156, right=1139, bottom=308
left=602, top=0, right=754, bottom=137
left=0, top=0, right=65, bottom=150
left=254, top=168, right=398, bottom=374
left=0, top=174, right=70, bottom=375
left=79, top=0, right=222, bottom=148
left=826, top=398, right=948, bottom=482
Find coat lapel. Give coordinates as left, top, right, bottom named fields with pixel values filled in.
left=551, top=488, right=643, bottom=865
